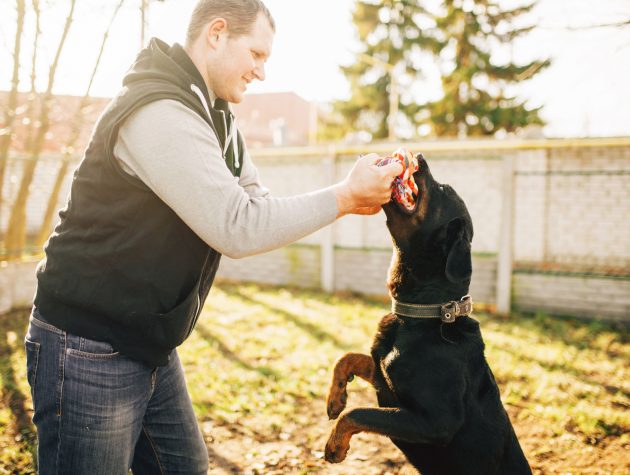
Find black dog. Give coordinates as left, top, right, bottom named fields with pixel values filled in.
left=324, top=155, right=531, bottom=474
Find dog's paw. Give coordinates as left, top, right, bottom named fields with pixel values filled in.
left=326, top=386, right=348, bottom=420
left=324, top=435, right=349, bottom=464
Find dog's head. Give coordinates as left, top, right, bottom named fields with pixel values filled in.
left=383, top=154, right=473, bottom=302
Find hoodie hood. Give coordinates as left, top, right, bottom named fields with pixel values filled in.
left=114, top=37, right=242, bottom=177
left=123, top=38, right=213, bottom=109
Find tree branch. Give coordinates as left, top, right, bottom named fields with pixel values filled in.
left=37, top=0, right=127, bottom=247
left=0, top=0, right=26, bottom=216
left=539, top=19, right=630, bottom=31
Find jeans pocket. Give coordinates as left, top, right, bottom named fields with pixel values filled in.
left=66, top=336, right=120, bottom=360
left=25, top=338, right=41, bottom=400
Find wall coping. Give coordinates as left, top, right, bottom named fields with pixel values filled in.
left=249, top=137, right=630, bottom=159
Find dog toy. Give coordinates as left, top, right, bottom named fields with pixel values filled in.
left=376, top=148, right=419, bottom=213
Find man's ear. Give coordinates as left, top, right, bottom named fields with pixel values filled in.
left=206, top=18, right=228, bottom=47
left=445, top=217, right=472, bottom=284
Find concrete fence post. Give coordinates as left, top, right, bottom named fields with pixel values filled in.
left=321, top=149, right=336, bottom=292
left=496, top=154, right=515, bottom=314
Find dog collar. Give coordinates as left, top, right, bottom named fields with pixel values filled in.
left=376, top=148, right=419, bottom=214
left=391, top=295, right=473, bottom=323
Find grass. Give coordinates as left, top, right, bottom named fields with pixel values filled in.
left=0, top=282, right=628, bottom=474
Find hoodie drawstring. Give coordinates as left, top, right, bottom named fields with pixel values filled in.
left=190, top=84, right=240, bottom=170
left=190, top=84, right=211, bottom=118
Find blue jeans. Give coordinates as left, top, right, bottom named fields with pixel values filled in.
left=25, top=308, right=208, bottom=474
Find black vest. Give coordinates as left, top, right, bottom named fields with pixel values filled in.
left=34, top=39, right=245, bottom=367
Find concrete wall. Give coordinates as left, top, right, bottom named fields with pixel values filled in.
left=215, top=141, right=630, bottom=321
left=219, top=245, right=322, bottom=289
left=218, top=246, right=499, bottom=300
left=0, top=259, right=38, bottom=314
left=219, top=245, right=630, bottom=321
left=4, top=251, right=629, bottom=323
left=513, top=146, right=630, bottom=270
left=2, top=139, right=629, bottom=321
left=513, top=271, right=630, bottom=322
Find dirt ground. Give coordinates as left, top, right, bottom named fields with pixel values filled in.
left=202, top=390, right=629, bottom=475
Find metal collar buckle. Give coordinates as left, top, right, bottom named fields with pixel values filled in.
left=440, top=295, right=471, bottom=323
left=440, top=301, right=459, bottom=323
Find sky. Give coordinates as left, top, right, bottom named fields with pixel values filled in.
left=1, top=0, right=629, bottom=138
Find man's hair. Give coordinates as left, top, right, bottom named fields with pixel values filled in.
left=186, top=0, right=275, bottom=46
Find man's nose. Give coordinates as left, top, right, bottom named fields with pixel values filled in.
left=253, top=63, right=265, bottom=81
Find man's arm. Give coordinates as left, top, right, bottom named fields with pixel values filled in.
left=235, top=138, right=270, bottom=199
left=114, top=99, right=400, bottom=258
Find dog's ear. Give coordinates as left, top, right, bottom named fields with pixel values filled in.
left=445, top=217, right=472, bottom=284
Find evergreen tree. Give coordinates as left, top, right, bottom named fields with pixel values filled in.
left=324, top=0, right=437, bottom=141
left=426, top=0, right=549, bottom=136
left=328, top=0, right=549, bottom=141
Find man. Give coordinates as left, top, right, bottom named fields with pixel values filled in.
left=24, top=1, right=402, bottom=473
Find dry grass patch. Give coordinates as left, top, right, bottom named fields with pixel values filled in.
left=0, top=283, right=628, bottom=474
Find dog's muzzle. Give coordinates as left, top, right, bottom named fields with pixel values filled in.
left=376, top=148, right=419, bottom=214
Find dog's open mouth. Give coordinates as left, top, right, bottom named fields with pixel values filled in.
left=376, top=148, right=420, bottom=214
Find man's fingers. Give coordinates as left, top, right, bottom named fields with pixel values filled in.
left=337, top=153, right=400, bottom=216
left=378, top=161, right=403, bottom=178
left=360, top=152, right=380, bottom=165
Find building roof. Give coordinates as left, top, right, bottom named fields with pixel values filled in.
left=232, top=91, right=315, bottom=147
left=1, top=90, right=314, bottom=155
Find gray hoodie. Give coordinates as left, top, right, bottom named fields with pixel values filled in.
left=114, top=97, right=337, bottom=259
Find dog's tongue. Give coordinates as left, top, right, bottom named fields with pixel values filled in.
left=376, top=148, right=420, bottom=212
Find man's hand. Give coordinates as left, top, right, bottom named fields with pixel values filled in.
left=332, top=153, right=403, bottom=218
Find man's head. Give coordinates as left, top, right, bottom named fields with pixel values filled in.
left=185, top=0, right=275, bottom=103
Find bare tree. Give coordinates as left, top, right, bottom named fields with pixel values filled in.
left=37, top=0, right=127, bottom=247
left=0, top=0, right=26, bottom=228
left=5, top=0, right=76, bottom=259
left=561, top=19, right=630, bottom=30
left=140, top=0, right=165, bottom=48
left=24, top=0, right=42, bottom=153
left=140, top=0, right=147, bottom=47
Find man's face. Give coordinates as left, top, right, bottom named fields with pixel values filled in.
left=211, top=13, right=274, bottom=103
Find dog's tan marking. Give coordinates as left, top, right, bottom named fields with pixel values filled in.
left=325, top=407, right=419, bottom=464
left=380, top=346, right=399, bottom=393
left=326, top=353, right=375, bottom=420
left=325, top=411, right=364, bottom=463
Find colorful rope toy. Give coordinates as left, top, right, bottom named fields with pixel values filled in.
left=376, top=148, right=420, bottom=213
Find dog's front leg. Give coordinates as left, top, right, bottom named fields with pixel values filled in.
left=326, top=353, right=375, bottom=419
left=325, top=406, right=463, bottom=463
